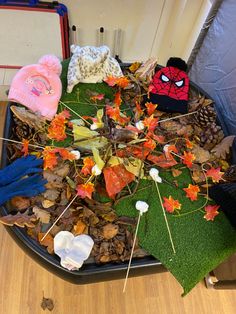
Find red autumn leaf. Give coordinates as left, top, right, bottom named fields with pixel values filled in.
left=143, top=138, right=156, bottom=151
left=81, top=157, right=95, bottom=176
left=59, top=109, right=71, bottom=119
left=76, top=182, right=94, bottom=199
left=145, top=102, right=157, bottom=116
left=47, top=112, right=68, bottom=141
left=182, top=151, right=195, bottom=168
left=103, top=164, right=135, bottom=198
left=185, top=137, right=194, bottom=149
left=206, top=167, right=224, bottom=183
left=163, top=196, right=182, bottom=213
left=147, top=153, right=177, bottom=168
left=143, top=114, right=158, bottom=131
left=183, top=184, right=200, bottom=201
left=116, top=77, right=130, bottom=88
left=90, top=93, right=105, bottom=102
left=164, top=144, right=178, bottom=160
left=21, top=139, right=29, bottom=156
left=146, top=131, right=165, bottom=143
left=42, top=147, right=58, bottom=170
left=56, top=148, right=76, bottom=161
left=104, top=76, right=117, bottom=87
left=134, top=101, right=144, bottom=120
left=106, top=105, right=130, bottom=126
left=204, top=204, right=220, bottom=221
left=114, top=91, right=122, bottom=107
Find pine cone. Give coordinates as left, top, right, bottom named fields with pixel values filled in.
left=199, top=122, right=224, bottom=150
left=194, top=106, right=216, bottom=127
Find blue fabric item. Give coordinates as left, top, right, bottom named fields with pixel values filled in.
left=0, top=174, right=47, bottom=206
left=189, top=0, right=236, bottom=136
left=0, top=155, right=43, bottom=187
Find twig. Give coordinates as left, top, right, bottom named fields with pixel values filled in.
left=0, top=136, right=44, bottom=149
left=159, top=111, right=197, bottom=124
left=154, top=181, right=176, bottom=254
left=123, top=211, right=141, bottom=293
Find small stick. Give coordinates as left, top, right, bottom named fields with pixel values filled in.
left=60, top=101, right=91, bottom=126
left=40, top=194, right=78, bottom=242
left=154, top=181, right=176, bottom=254
left=0, top=136, right=44, bottom=149
left=123, top=211, right=141, bottom=293
left=159, top=111, right=197, bottom=124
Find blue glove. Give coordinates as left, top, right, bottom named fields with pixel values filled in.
left=0, top=174, right=47, bottom=206
left=0, top=155, right=43, bottom=187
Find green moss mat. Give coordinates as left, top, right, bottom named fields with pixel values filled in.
left=115, top=170, right=236, bottom=295
left=59, top=60, right=236, bottom=295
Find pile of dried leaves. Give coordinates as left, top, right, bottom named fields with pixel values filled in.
left=1, top=60, right=235, bottom=266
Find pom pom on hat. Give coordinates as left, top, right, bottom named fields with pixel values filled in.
left=38, top=55, right=62, bottom=75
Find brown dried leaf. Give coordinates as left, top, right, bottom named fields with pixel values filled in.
left=171, top=168, right=182, bottom=177
left=73, top=220, right=87, bottom=235
left=43, top=170, right=63, bottom=189
left=54, top=163, right=70, bottom=177
left=101, top=212, right=117, bottom=222
left=43, top=189, right=60, bottom=201
left=41, top=296, right=54, bottom=311
left=0, top=212, right=37, bottom=228
left=192, top=170, right=206, bottom=183
left=102, top=224, right=119, bottom=239
left=42, top=199, right=55, bottom=209
left=192, top=145, right=211, bottom=163
left=10, top=196, right=30, bottom=211
left=38, top=233, right=54, bottom=254
left=33, top=206, right=51, bottom=224
left=10, top=105, right=46, bottom=130
left=211, top=135, right=235, bottom=159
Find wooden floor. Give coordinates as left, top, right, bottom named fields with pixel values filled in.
left=1, top=102, right=236, bottom=314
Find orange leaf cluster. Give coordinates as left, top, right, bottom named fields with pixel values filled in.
left=56, top=148, right=76, bottom=161
left=103, top=164, right=135, bottom=198
left=183, top=184, right=200, bottom=201
left=145, top=102, right=157, bottom=116
left=81, top=157, right=95, bottom=176
left=143, top=114, right=158, bottom=132
left=76, top=182, right=95, bottom=199
left=47, top=110, right=70, bottom=141
left=206, top=167, right=224, bottom=183
left=21, top=139, right=29, bottom=156
left=204, top=204, right=220, bottom=221
left=104, top=76, right=130, bottom=88
left=182, top=151, right=195, bottom=168
left=163, top=196, right=182, bottom=213
left=42, top=147, right=76, bottom=170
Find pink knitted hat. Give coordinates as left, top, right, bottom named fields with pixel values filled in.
left=8, top=55, right=62, bottom=120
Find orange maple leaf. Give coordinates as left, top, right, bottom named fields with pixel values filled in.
left=183, top=184, right=200, bottom=201
left=143, top=138, right=156, bottom=151
left=134, top=101, right=144, bottom=120
left=42, top=147, right=58, bottom=170
left=185, top=137, right=194, bottom=149
left=47, top=111, right=68, bottom=141
left=147, top=153, right=178, bottom=168
left=103, top=164, right=135, bottom=198
left=163, top=196, right=182, bottom=213
left=56, top=148, right=76, bottom=161
left=143, top=114, right=158, bottom=131
left=145, top=102, right=157, bottom=116
left=81, top=157, right=95, bottom=176
left=106, top=104, right=130, bottom=126
left=204, top=204, right=220, bottom=221
left=206, top=167, right=224, bottom=183
left=104, top=76, right=117, bottom=87
left=116, top=77, right=130, bottom=88
left=90, top=93, right=105, bottom=102
left=114, top=91, right=122, bottom=107
left=76, top=182, right=94, bottom=199
left=182, top=151, right=195, bottom=168
left=59, top=109, right=71, bottom=119
left=21, top=139, right=29, bottom=157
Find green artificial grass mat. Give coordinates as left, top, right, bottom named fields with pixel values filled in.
left=59, top=59, right=236, bottom=295
left=115, top=169, right=236, bottom=295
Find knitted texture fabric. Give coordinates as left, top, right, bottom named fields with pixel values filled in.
left=67, top=45, right=123, bottom=93
left=8, top=55, right=62, bottom=120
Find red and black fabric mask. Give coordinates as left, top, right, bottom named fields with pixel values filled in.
left=144, top=60, right=189, bottom=114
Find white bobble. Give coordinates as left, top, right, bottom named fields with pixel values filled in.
left=92, top=164, right=102, bottom=176
left=163, top=144, right=170, bottom=153
left=135, top=121, right=145, bottom=130
left=71, top=150, right=81, bottom=160
left=90, top=123, right=98, bottom=130
left=149, top=168, right=162, bottom=183
left=135, top=201, right=149, bottom=215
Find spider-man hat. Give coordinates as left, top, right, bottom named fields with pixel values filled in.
left=144, top=57, right=189, bottom=114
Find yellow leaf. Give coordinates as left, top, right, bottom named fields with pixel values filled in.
left=73, top=125, right=108, bottom=150
left=92, top=147, right=105, bottom=170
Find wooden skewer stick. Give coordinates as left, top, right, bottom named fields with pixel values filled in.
left=0, top=136, right=44, bottom=149
left=40, top=194, right=78, bottom=242
left=60, top=101, right=91, bottom=126
left=154, top=181, right=176, bottom=254
left=159, top=111, right=197, bottom=124
left=123, top=211, right=141, bottom=293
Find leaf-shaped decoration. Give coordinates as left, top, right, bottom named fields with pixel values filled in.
left=211, top=135, right=235, bottom=159
left=0, top=213, right=37, bottom=228
left=73, top=125, right=108, bottom=150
